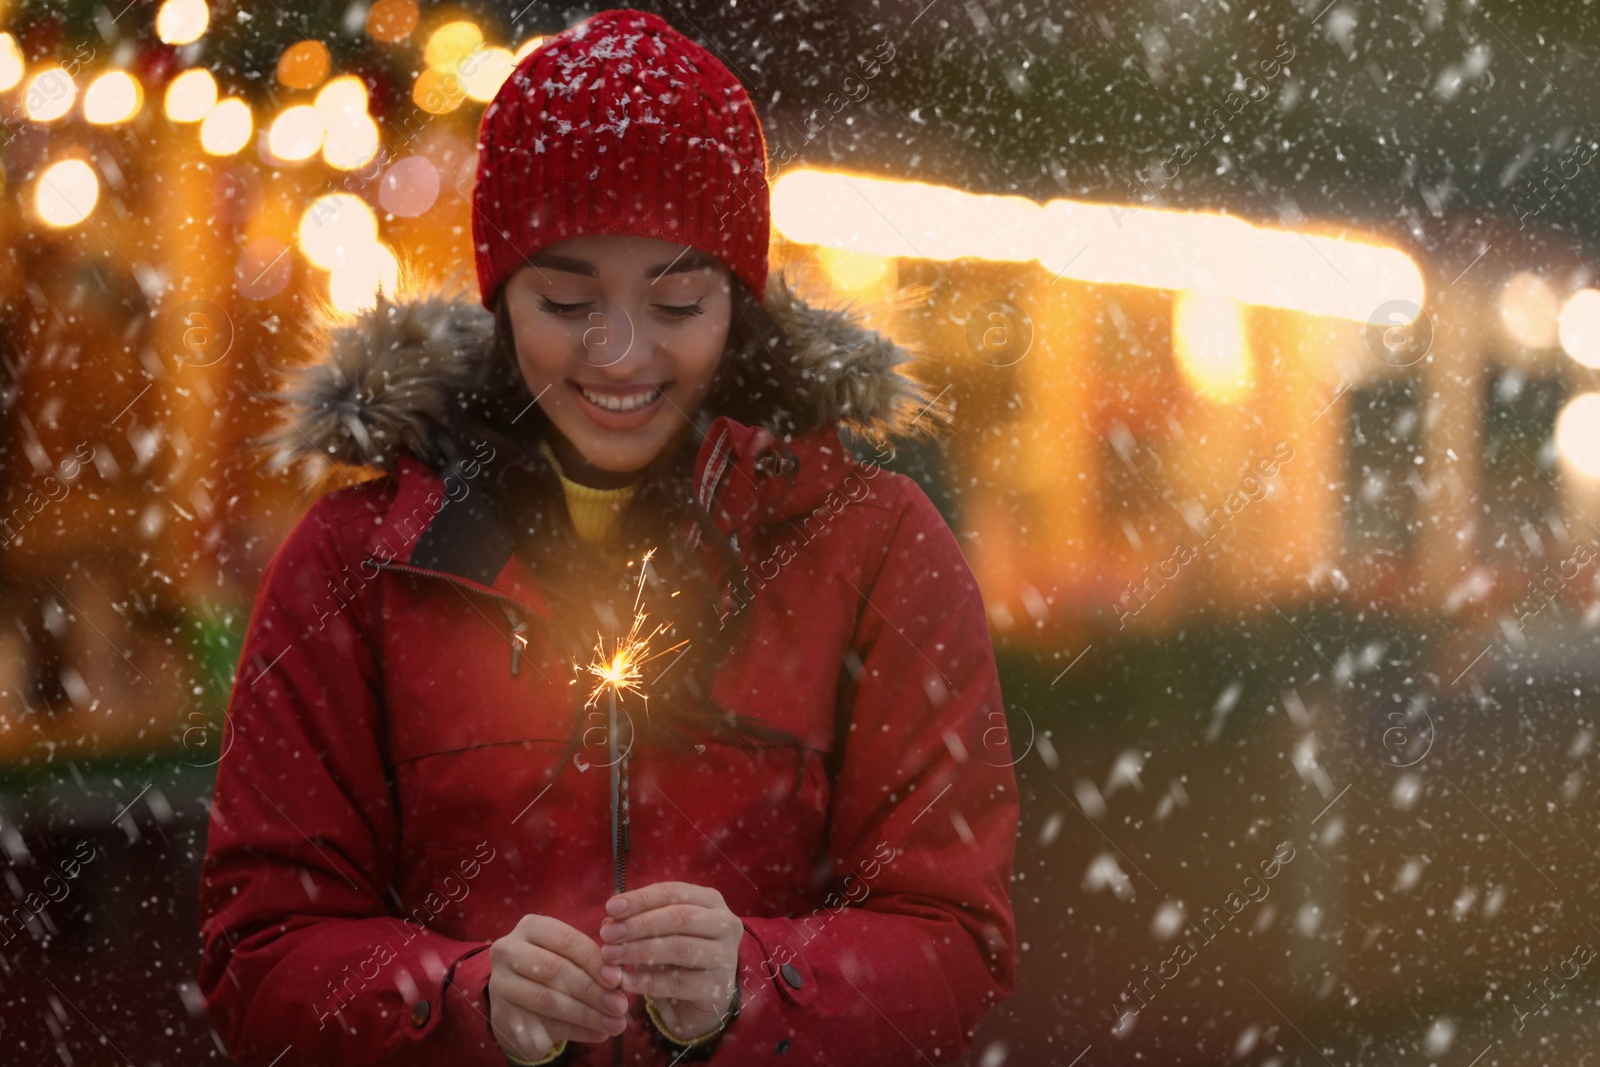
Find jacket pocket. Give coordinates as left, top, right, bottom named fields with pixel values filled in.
left=382, top=607, right=577, bottom=764
left=388, top=697, right=577, bottom=764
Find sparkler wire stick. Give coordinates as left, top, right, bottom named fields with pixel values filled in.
left=580, top=549, right=685, bottom=1067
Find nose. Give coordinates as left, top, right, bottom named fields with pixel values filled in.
left=579, top=304, right=638, bottom=370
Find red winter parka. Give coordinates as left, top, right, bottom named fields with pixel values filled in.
left=198, top=275, right=1018, bottom=1066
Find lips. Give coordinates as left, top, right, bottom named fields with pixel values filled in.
left=565, top=379, right=671, bottom=430
left=573, top=381, right=666, bottom=413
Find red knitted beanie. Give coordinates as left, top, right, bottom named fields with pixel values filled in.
left=472, top=8, right=770, bottom=309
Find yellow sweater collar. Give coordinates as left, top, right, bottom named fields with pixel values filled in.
left=535, top=438, right=639, bottom=547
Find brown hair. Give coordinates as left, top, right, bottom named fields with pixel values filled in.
left=455, top=271, right=818, bottom=776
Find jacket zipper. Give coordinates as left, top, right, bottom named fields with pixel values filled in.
left=370, top=556, right=636, bottom=1062
left=367, top=559, right=537, bottom=676
left=504, top=607, right=530, bottom=677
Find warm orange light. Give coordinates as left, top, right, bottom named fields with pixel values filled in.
left=298, top=193, right=378, bottom=269
left=1558, top=288, right=1600, bottom=368
left=328, top=243, right=400, bottom=315
left=773, top=168, right=1036, bottom=262
left=366, top=0, right=419, bottom=43
left=267, top=105, right=325, bottom=162
left=84, top=71, right=143, bottom=124
left=164, top=68, right=217, bottom=123
left=817, top=246, right=895, bottom=295
left=1173, top=290, right=1253, bottom=403
left=199, top=97, right=252, bottom=155
left=35, top=159, right=99, bottom=227
left=322, top=110, right=380, bottom=170
left=314, top=75, right=368, bottom=119
left=23, top=67, right=76, bottom=122
left=771, top=168, right=1425, bottom=323
left=413, top=68, right=465, bottom=114
left=460, top=45, right=516, bottom=101
left=156, top=0, right=210, bottom=46
left=1556, top=393, right=1600, bottom=479
left=0, top=33, right=23, bottom=92
left=424, top=21, right=483, bottom=71
left=277, top=40, right=331, bottom=90
left=583, top=549, right=686, bottom=721
left=1500, top=271, right=1559, bottom=349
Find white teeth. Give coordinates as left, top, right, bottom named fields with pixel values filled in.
left=577, top=384, right=663, bottom=412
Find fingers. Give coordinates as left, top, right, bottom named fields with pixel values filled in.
left=516, top=913, right=618, bottom=988
left=542, top=1017, right=617, bottom=1046
left=598, top=882, right=743, bottom=1001
left=600, top=933, right=723, bottom=969
left=487, top=1005, right=563, bottom=1063
left=493, top=996, right=614, bottom=1051
left=496, top=970, right=625, bottom=1044
left=600, top=901, right=737, bottom=946
left=498, top=939, right=629, bottom=1023
left=490, top=916, right=630, bottom=1051
left=619, top=965, right=735, bottom=1002
left=605, top=881, right=724, bottom=920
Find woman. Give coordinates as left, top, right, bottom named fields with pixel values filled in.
left=198, top=10, right=1017, bottom=1066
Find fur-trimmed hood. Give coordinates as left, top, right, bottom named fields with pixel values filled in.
left=257, top=272, right=947, bottom=490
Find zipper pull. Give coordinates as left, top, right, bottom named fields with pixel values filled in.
left=503, top=607, right=529, bottom=677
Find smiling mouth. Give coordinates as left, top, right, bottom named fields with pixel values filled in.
left=571, top=381, right=667, bottom=413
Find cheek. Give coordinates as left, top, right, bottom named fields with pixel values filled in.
left=674, top=316, right=731, bottom=397
left=509, top=310, right=575, bottom=386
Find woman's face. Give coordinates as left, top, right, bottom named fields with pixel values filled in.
left=503, top=234, right=734, bottom=488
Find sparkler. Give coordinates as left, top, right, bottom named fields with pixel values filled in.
left=582, top=548, right=683, bottom=721
left=580, top=548, right=687, bottom=1067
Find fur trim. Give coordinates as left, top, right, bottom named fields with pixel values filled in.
left=253, top=272, right=948, bottom=490
left=762, top=275, right=946, bottom=442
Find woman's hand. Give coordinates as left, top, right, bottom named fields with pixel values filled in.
left=488, top=914, right=630, bottom=1062
left=599, top=882, right=743, bottom=1042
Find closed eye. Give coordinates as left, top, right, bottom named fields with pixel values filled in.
left=538, top=297, right=591, bottom=316
left=655, top=300, right=705, bottom=319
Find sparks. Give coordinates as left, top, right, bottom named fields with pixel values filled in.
left=582, top=548, right=688, bottom=721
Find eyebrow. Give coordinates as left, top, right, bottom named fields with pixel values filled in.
left=646, top=249, right=718, bottom=279
left=526, top=252, right=597, bottom=277
left=523, top=248, right=718, bottom=279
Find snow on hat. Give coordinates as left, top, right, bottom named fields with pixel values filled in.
left=471, top=8, right=771, bottom=309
